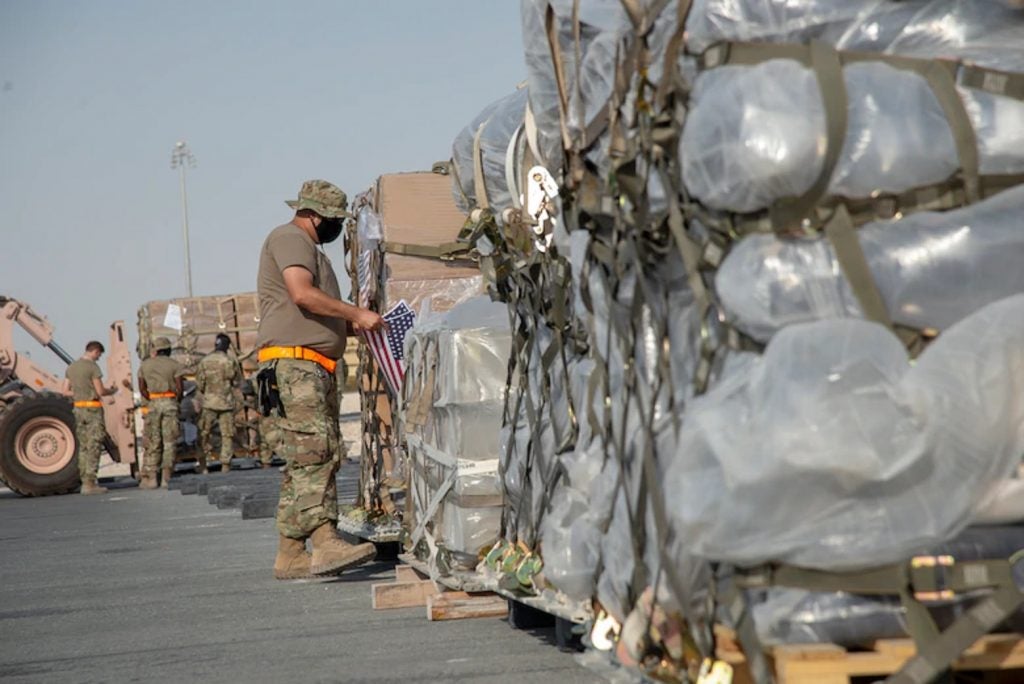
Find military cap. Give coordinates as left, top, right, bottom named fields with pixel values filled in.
left=153, top=337, right=173, bottom=351
left=285, top=179, right=351, bottom=218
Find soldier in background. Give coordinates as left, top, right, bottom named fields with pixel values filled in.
left=138, top=337, right=184, bottom=489
left=196, top=333, right=242, bottom=474
left=256, top=179, right=385, bottom=579
left=62, top=341, right=118, bottom=495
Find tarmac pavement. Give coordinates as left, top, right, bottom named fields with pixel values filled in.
left=0, top=479, right=600, bottom=684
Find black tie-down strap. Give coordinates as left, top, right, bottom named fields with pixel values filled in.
left=725, top=551, right=1024, bottom=684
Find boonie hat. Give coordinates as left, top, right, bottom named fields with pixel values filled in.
left=286, top=179, right=351, bottom=218
left=153, top=337, right=173, bottom=351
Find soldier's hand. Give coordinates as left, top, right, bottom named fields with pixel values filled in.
left=353, top=309, right=388, bottom=333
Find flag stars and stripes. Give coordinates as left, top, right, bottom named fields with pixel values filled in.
left=362, top=300, right=416, bottom=396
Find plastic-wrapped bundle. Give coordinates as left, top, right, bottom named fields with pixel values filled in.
left=520, top=0, right=679, bottom=170
left=685, top=0, right=1024, bottom=71
left=754, top=525, right=1024, bottom=647
left=715, top=185, right=1024, bottom=341
left=680, top=59, right=1024, bottom=212
left=662, top=295, right=1024, bottom=570
left=450, top=89, right=528, bottom=218
left=402, top=297, right=511, bottom=571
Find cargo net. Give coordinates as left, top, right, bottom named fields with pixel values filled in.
left=460, top=1, right=1024, bottom=681
left=344, top=191, right=403, bottom=527
left=344, top=192, right=485, bottom=533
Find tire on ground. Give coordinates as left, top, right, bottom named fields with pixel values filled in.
left=0, top=393, right=81, bottom=496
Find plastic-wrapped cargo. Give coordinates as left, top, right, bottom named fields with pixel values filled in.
left=491, top=0, right=1024, bottom=675
left=754, top=525, right=1024, bottom=647
left=680, top=59, right=1024, bottom=212
left=402, top=297, right=511, bottom=573
left=450, top=88, right=528, bottom=219
left=344, top=169, right=480, bottom=524
left=662, top=295, right=1024, bottom=569
left=715, top=185, right=1024, bottom=341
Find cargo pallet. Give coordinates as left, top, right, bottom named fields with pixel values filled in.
left=715, top=629, right=1024, bottom=684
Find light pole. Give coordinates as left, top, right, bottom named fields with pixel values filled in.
left=170, top=141, right=197, bottom=298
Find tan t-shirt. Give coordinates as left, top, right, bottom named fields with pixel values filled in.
left=139, top=355, right=184, bottom=394
left=256, top=223, right=347, bottom=359
left=65, top=358, right=102, bottom=402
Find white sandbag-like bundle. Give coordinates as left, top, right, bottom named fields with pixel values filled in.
left=472, top=0, right=1024, bottom=673
left=401, top=297, right=512, bottom=574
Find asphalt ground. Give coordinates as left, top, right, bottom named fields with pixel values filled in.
left=0, top=478, right=600, bottom=684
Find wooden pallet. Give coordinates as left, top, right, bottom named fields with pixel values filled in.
left=715, top=628, right=1024, bottom=684
left=371, top=559, right=506, bottom=621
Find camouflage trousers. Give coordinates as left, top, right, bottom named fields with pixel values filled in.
left=258, top=413, right=282, bottom=466
left=266, top=358, right=341, bottom=539
left=144, top=398, right=179, bottom=473
left=73, top=407, right=105, bottom=481
left=199, top=407, right=235, bottom=466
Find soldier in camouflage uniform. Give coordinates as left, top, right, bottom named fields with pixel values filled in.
left=138, top=337, right=184, bottom=489
left=256, top=179, right=385, bottom=579
left=196, top=333, right=242, bottom=474
left=62, top=341, right=118, bottom=495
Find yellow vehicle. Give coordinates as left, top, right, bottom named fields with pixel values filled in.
left=0, top=296, right=137, bottom=495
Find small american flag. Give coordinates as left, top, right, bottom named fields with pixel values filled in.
left=362, top=300, right=416, bottom=396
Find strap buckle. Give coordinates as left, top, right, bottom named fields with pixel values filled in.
left=910, top=554, right=956, bottom=601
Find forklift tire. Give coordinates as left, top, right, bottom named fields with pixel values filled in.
left=0, top=393, right=81, bottom=496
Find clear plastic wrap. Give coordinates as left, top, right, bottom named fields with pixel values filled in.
left=685, top=0, right=1024, bottom=71
left=716, top=185, right=1024, bottom=340
left=754, top=525, right=1024, bottom=646
left=385, top=275, right=484, bottom=318
left=402, top=297, right=511, bottom=571
left=663, top=295, right=1024, bottom=569
left=680, top=59, right=1024, bottom=212
left=450, top=89, right=528, bottom=216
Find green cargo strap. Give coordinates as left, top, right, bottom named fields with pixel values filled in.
left=447, top=155, right=473, bottom=210
left=890, top=580, right=1024, bottom=684
left=769, top=40, right=848, bottom=234
left=960, top=63, right=1024, bottom=101
left=382, top=240, right=471, bottom=260
left=699, top=40, right=983, bottom=206
left=472, top=116, right=493, bottom=211
left=915, top=59, right=980, bottom=203
left=720, top=575, right=775, bottom=684
left=654, top=0, right=694, bottom=109
left=698, top=172, right=1024, bottom=242
left=544, top=1, right=575, bottom=153
left=823, top=205, right=893, bottom=328
left=505, top=122, right=525, bottom=210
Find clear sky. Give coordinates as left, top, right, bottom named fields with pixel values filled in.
left=0, top=0, right=523, bottom=372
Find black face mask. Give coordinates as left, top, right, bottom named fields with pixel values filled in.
left=315, top=217, right=344, bottom=244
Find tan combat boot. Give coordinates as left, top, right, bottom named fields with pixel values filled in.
left=273, top=536, right=313, bottom=580
left=196, top=455, right=208, bottom=475
left=309, top=523, right=376, bottom=576
left=138, top=473, right=159, bottom=490
left=80, top=478, right=108, bottom=495
left=160, top=467, right=173, bottom=489
left=220, top=460, right=231, bottom=474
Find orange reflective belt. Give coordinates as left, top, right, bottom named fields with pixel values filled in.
left=149, top=392, right=176, bottom=399
left=258, top=346, right=337, bottom=374
left=74, top=400, right=102, bottom=408
left=140, top=406, right=149, bottom=415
